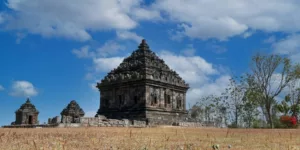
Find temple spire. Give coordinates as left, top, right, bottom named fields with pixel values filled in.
left=138, top=39, right=149, bottom=50
left=26, top=97, right=31, bottom=103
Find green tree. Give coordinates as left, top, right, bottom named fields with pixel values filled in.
left=246, top=53, right=300, bottom=128
left=223, top=76, right=247, bottom=127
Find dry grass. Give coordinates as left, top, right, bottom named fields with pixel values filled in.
left=1, top=127, right=300, bottom=150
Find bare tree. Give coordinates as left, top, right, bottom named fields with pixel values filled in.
left=246, top=53, right=300, bottom=128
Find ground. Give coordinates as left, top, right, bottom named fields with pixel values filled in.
left=0, top=127, right=300, bottom=150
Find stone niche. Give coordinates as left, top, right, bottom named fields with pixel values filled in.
left=61, top=100, right=85, bottom=123
left=96, top=39, right=189, bottom=125
left=14, top=98, right=39, bottom=125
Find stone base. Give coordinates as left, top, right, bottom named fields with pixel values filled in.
left=146, top=110, right=188, bottom=125
left=97, top=109, right=147, bottom=121
left=97, top=108, right=188, bottom=125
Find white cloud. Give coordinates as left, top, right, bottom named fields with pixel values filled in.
left=1, top=0, right=160, bottom=41
left=93, top=57, right=124, bottom=72
left=116, top=30, right=143, bottom=43
left=89, top=83, right=98, bottom=91
left=272, top=34, right=300, bottom=63
left=243, top=31, right=253, bottom=39
left=72, top=46, right=95, bottom=59
left=97, top=41, right=125, bottom=57
left=159, top=51, right=218, bottom=85
left=10, top=81, right=38, bottom=97
left=180, top=44, right=195, bottom=56
left=0, top=85, right=4, bottom=91
left=153, top=0, right=300, bottom=40
left=157, top=51, right=230, bottom=106
left=186, top=75, right=231, bottom=107
left=3, top=0, right=300, bottom=41
left=273, top=34, right=300, bottom=55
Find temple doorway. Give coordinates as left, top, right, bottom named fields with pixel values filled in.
left=28, top=116, right=33, bottom=124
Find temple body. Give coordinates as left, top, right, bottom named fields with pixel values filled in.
left=96, top=40, right=189, bottom=125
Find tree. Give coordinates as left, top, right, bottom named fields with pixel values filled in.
left=223, top=76, right=247, bottom=127
left=191, top=95, right=229, bottom=127
left=242, top=101, right=259, bottom=128
left=246, top=53, right=300, bottom=128
left=286, top=80, right=300, bottom=120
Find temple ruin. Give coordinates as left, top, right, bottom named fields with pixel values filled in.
left=61, top=100, right=85, bottom=123
left=13, top=98, right=39, bottom=125
left=96, top=39, right=190, bottom=125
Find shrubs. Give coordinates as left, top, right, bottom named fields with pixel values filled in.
left=279, top=115, right=297, bottom=128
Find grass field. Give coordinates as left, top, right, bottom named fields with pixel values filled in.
left=1, top=127, right=300, bottom=150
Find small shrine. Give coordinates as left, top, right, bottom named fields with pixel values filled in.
left=14, top=98, right=39, bottom=125
left=60, top=100, right=85, bottom=123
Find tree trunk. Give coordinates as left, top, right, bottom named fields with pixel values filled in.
left=266, top=105, right=273, bottom=128
left=235, top=108, right=238, bottom=127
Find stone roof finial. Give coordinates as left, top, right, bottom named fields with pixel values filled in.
left=138, top=39, right=149, bottom=50
left=26, top=97, right=30, bottom=103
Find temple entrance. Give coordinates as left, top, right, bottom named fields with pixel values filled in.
left=28, top=116, right=33, bottom=124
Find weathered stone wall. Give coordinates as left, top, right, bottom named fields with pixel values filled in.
left=58, top=116, right=147, bottom=128
left=98, top=110, right=146, bottom=121
left=145, top=85, right=185, bottom=111
left=48, top=116, right=60, bottom=124
left=146, top=110, right=188, bottom=125
left=178, top=122, right=204, bottom=128
left=100, top=85, right=146, bottom=111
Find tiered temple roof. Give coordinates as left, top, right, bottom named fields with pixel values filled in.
left=98, top=39, right=189, bottom=88
left=60, top=100, right=85, bottom=116
left=15, top=98, right=39, bottom=113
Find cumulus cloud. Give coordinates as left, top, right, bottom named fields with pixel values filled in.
left=272, top=34, right=300, bottom=63
left=3, top=0, right=300, bottom=41
left=1, top=0, right=160, bottom=41
left=10, top=81, right=38, bottom=97
left=273, top=34, right=300, bottom=55
left=72, top=40, right=126, bottom=59
left=159, top=51, right=218, bottom=85
left=180, top=44, right=196, bottom=56
left=157, top=51, right=230, bottom=106
left=93, top=57, right=124, bottom=72
left=153, top=0, right=300, bottom=40
left=116, top=30, right=143, bottom=43
left=0, top=85, right=4, bottom=91
left=186, top=75, right=231, bottom=107
left=97, top=41, right=125, bottom=57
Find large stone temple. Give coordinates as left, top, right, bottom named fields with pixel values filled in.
left=96, top=39, right=189, bottom=125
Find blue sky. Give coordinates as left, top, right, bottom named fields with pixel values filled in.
left=0, top=0, right=300, bottom=126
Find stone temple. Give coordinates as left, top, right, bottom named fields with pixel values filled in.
left=14, top=98, right=39, bottom=125
left=61, top=100, right=85, bottom=123
left=96, top=39, right=189, bottom=125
